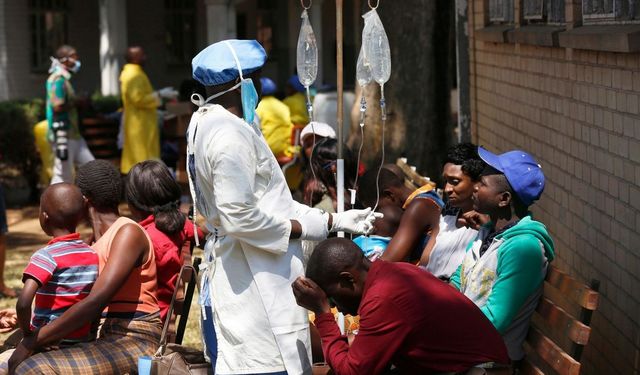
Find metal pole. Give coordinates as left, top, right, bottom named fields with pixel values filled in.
left=336, top=0, right=346, bottom=335
left=336, top=0, right=345, bottom=222
left=336, top=0, right=344, bottom=153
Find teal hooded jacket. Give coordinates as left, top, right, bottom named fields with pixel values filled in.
left=450, top=216, right=555, bottom=359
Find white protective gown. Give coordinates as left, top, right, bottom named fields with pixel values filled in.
left=187, top=104, right=313, bottom=375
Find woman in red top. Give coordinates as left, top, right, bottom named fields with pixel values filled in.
left=125, top=160, right=203, bottom=320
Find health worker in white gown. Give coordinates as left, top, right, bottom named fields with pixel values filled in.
left=186, top=40, right=380, bottom=375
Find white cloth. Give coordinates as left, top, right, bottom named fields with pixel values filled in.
left=425, top=214, right=478, bottom=279
left=50, top=138, right=95, bottom=184
left=187, top=104, right=315, bottom=375
left=312, top=91, right=355, bottom=136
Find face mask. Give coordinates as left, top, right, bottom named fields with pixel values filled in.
left=224, top=41, right=259, bottom=124
left=189, top=81, right=242, bottom=106
left=69, top=60, right=81, bottom=74
left=239, top=78, right=258, bottom=124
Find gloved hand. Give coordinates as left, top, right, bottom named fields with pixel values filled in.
left=157, top=86, right=179, bottom=99
left=299, top=209, right=331, bottom=241
left=331, top=208, right=383, bottom=235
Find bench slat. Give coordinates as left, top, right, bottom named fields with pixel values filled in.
left=527, top=326, right=581, bottom=375
left=395, top=158, right=434, bottom=189
left=535, top=297, right=591, bottom=345
left=545, top=266, right=599, bottom=311
left=520, top=358, right=545, bottom=375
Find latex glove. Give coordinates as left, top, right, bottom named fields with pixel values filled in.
left=331, top=208, right=383, bottom=235
left=157, top=86, right=178, bottom=99
left=299, top=209, right=330, bottom=241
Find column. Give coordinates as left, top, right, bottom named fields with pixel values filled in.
left=0, top=0, right=9, bottom=100
left=99, top=0, right=127, bottom=96
left=205, top=0, right=236, bottom=44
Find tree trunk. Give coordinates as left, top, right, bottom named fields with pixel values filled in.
left=347, top=0, right=454, bottom=183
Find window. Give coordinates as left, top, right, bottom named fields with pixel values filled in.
left=489, top=0, right=514, bottom=23
left=524, top=0, right=565, bottom=23
left=583, top=0, right=640, bottom=22
left=165, top=0, right=196, bottom=65
left=29, top=0, right=68, bottom=72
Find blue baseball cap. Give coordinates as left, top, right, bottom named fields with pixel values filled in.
left=260, top=77, right=277, bottom=95
left=287, top=75, right=306, bottom=93
left=192, top=39, right=266, bottom=86
left=478, top=147, right=545, bottom=206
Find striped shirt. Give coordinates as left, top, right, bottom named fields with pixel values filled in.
left=23, top=233, right=98, bottom=342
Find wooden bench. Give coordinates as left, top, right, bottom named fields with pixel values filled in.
left=395, top=157, right=436, bottom=191
left=521, top=265, right=600, bottom=375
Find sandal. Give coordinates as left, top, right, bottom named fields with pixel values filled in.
left=0, top=287, right=18, bottom=299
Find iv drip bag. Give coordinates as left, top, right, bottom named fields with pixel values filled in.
left=296, top=10, right=318, bottom=88
left=362, top=9, right=390, bottom=85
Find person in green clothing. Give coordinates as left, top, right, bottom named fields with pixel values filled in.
left=450, top=147, right=555, bottom=363
left=46, top=45, right=94, bottom=184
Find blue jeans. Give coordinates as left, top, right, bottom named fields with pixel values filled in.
left=201, top=305, right=217, bottom=371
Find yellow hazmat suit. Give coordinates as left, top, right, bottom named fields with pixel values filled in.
left=256, top=96, right=294, bottom=158
left=282, top=92, right=309, bottom=125
left=119, top=63, right=160, bottom=174
left=33, top=119, right=53, bottom=185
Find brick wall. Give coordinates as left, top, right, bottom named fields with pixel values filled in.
left=469, top=1, right=640, bottom=374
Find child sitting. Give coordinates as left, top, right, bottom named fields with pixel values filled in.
left=8, top=183, right=98, bottom=365
left=353, top=205, right=403, bottom=260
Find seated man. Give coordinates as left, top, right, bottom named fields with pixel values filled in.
left=450, top=147, right=555, bottom=362
left=359, top=168, right=443, bottom=262
left=352, top=204, right=403, bottom=260
left=293, top=238, right=509, bottom=375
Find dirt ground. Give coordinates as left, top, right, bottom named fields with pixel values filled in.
left=0, top=205, right=203, bottom=350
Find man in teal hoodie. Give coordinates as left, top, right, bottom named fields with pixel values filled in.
left=450, top=147, right=555, bottom=362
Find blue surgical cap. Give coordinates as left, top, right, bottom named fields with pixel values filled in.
left=260, top=77, right=277, bottom=95
left=192, top=39, right=267, bottom=86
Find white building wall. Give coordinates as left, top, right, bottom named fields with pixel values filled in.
left=0, top=0, right=100, bottom=101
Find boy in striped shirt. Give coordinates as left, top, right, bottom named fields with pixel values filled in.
left=16, top=183, right=98, bottom=345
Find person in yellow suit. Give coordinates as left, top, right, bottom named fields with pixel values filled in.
left=283, top=75, right=310, bottom=126
left=33, top=120, right=53, bottom=186
left=119, top=46, right=169, bottom=174
left=255, top=77, right=294, bottom=158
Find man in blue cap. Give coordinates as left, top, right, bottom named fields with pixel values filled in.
left=186, top=40, right=379, bottom=375
left=450, top=147, right=555, bottom=364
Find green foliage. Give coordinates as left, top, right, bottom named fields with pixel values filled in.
left=91, top=92, right=121, bottom=115
left=0, top=100, right=41, bottom=190
left=21, top=98, right=46, bottom=124
left=0, top=101, right=38, bottom=167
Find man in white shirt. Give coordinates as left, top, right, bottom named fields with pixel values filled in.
left=187, top=40, right=379, bottom=375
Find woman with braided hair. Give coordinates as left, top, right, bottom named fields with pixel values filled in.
left=125, top=160, right=204, bottom=321
left=9, top=160, right=161, bottom=374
